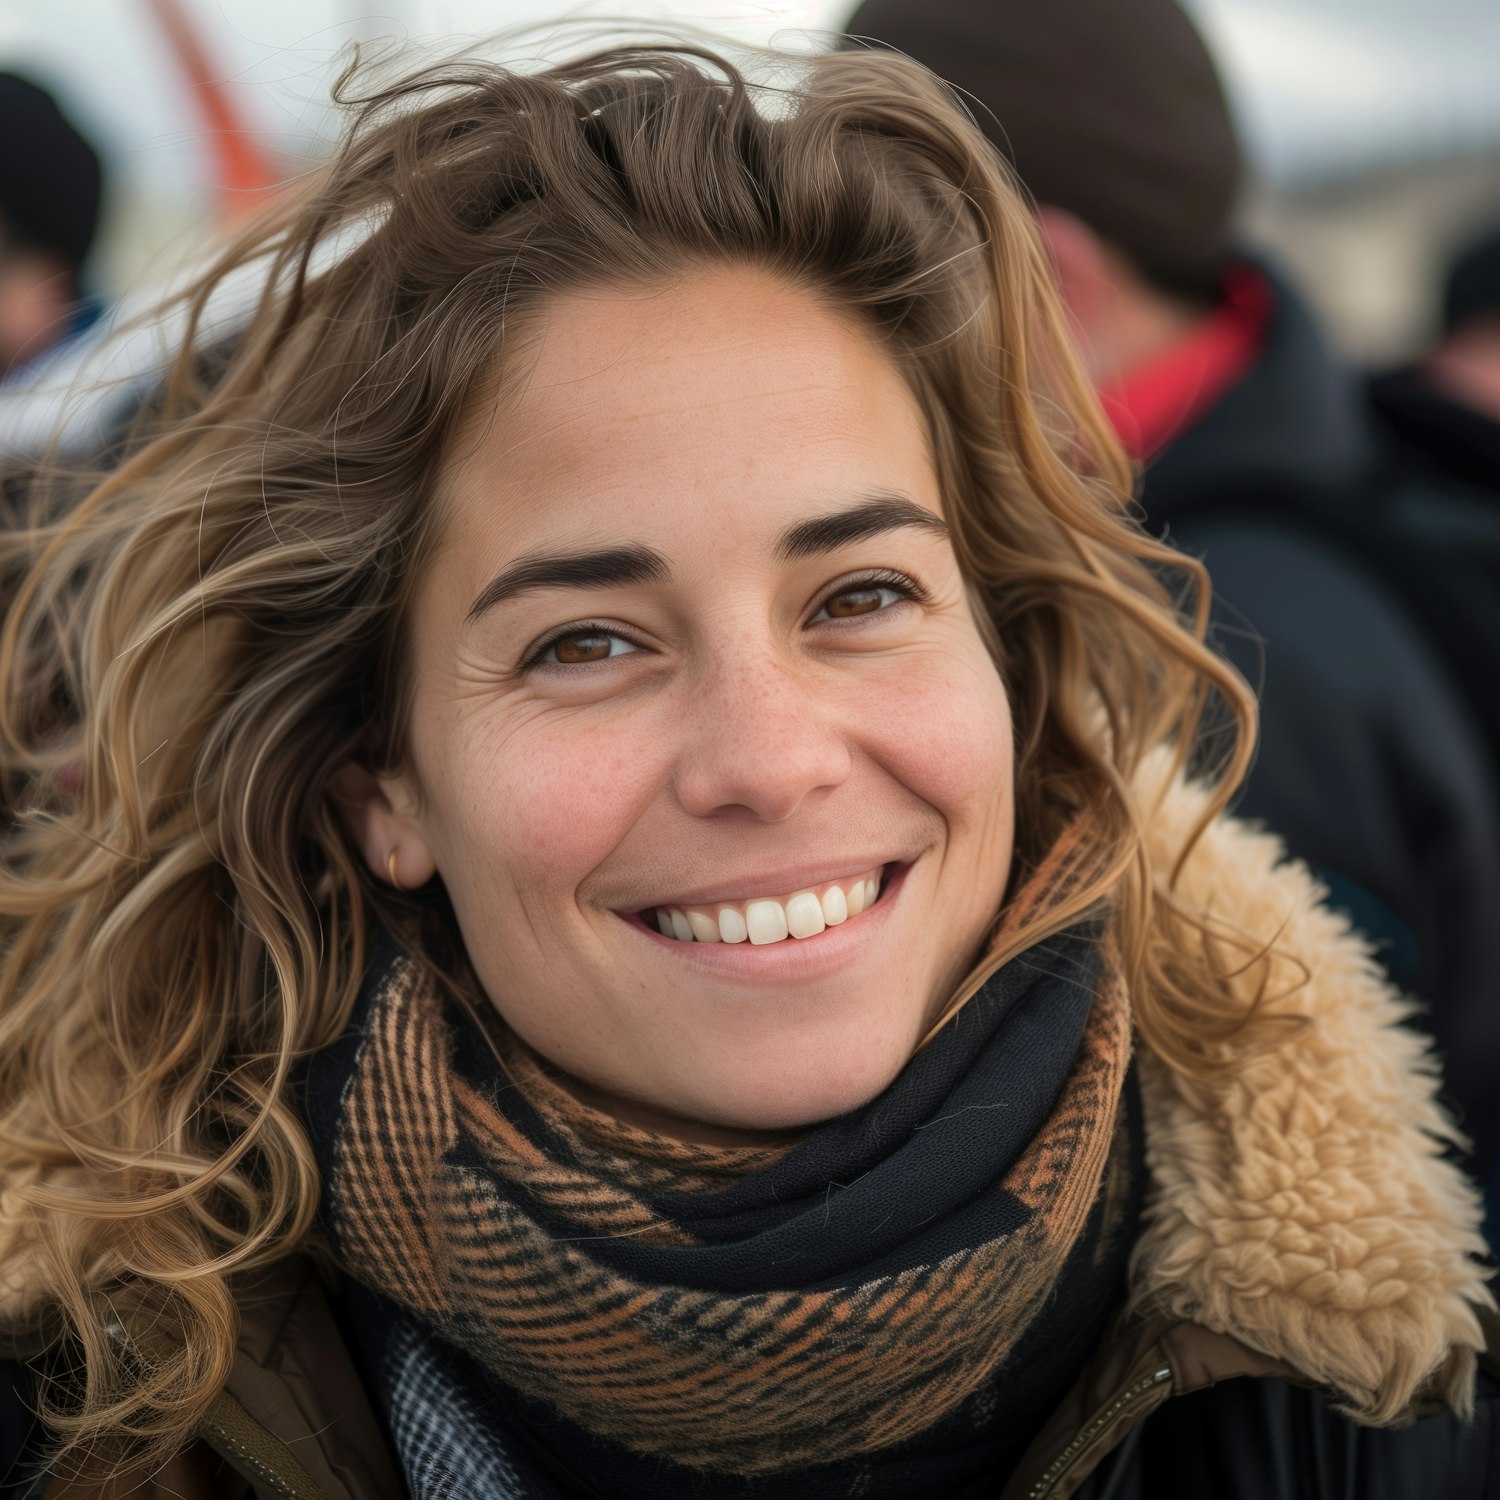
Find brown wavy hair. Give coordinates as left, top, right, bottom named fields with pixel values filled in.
left=0, top=36, right=1257, bottom=1479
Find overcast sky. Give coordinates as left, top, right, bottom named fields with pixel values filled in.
left=3, top=0, right=1499, bottom=289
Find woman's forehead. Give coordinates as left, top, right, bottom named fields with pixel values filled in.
left=433, top=266, right=942, bottom=573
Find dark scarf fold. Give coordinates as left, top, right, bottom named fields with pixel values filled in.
left=304, top=850, right=1142, bottom=1497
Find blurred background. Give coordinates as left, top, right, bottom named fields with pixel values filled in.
left=3, top=0, right=1499, bottom=364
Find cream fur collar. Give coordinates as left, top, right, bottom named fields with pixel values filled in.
left=1130, top=768, right=1494, bottom=1423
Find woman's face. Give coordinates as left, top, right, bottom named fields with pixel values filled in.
left=352, top=265, right=1014, bottom=1137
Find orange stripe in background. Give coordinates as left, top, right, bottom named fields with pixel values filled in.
left=141, top=0, right=281, bottom=221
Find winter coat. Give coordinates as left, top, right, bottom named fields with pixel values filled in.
left=4, top=776, right=1497, bottom=1500
left=1141, top=266, right=1500, bottom=1208
left=1363, top=364, right=1500, bottom=779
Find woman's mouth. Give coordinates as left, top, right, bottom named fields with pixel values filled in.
left=631, top=864, right=901, bottom=946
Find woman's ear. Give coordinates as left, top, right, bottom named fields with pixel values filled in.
left=327, top=760, right=438, bottom=891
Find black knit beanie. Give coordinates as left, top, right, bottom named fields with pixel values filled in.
left=843, top=0, right=1243, bottom=297
left=0, top=72, right=104, bottom=272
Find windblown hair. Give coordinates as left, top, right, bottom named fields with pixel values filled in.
left=0, top=37, right=1259, bottom=1477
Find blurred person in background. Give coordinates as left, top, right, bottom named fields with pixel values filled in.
left=0, top=73, right=105, bottom=834
left=1366, top=223, right=1500, bottom=773
left=0, top=73, right=104, bottom=386
left=1420, top=225, right=1500, bottom=441
left=845, top=0, right=1500, bottom=1234
left=1366, top=223, right=1500, bottom=1229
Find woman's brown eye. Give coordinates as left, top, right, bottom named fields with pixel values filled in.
left=553, top=633, right=614, bottom=664
left=526, top=627, right=641, bottom=671
left=824, top=588, right=884, bottom=618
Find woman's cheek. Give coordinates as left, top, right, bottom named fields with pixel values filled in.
left=865, top=645, right=1013, bottom=819
left=460, top=715, right=665, bottom=877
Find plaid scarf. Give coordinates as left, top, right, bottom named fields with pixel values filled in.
left=304, top=851, right=1140, bottom=1496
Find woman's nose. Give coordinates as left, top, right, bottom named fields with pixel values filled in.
left=672, top=652, right=853, bottom=823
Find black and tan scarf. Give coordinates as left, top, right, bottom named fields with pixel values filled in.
left=304, top=845, right=1142, bottom=1498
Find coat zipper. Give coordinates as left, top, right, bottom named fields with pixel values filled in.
left=1026, top=1362, right=1173, bottom=1499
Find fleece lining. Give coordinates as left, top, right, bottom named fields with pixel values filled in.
left=1129, top=767, right=1495, bottom=1423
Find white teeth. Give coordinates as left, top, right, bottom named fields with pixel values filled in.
left=650, top=867, right=887, bottom=944
left=685, top=910, right=721, bottom=943
left=746, top=899, right=789, bottom=945
left=785, top=892, right=825, bottom=939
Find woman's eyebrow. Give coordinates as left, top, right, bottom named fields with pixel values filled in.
left=774, top=492, right=949, bottom=560
left=466, top=545, right=669, bottom=623
left=464, top=492, right=947, bottom=624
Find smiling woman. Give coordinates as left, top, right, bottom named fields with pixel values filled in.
left=0, top=34, right=1495, bottom=1500
left=340, top=268, right=1018, bottom=1136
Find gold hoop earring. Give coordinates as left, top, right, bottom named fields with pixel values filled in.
left=386, top=849, right=403, bottom=890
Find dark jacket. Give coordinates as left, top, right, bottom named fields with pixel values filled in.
left=1364, top=365, right=1500, bottom=775
left=1361, top=365, right=1500, bottom=1231
left=5, top=777, right=1496, bottom=1500
left=9, top=1256, right=1495, bottom=1500
left=1141, top=269, right=1500, bottom=1203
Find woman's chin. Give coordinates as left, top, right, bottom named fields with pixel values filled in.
left=662, top=1044, right=916, bottom=1138
left=560, top=1035, right=917, bottom=1143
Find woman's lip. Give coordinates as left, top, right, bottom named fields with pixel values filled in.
left=615, top=860, right=912, bottom=985
left=620, top=856, right=911, bottom=913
